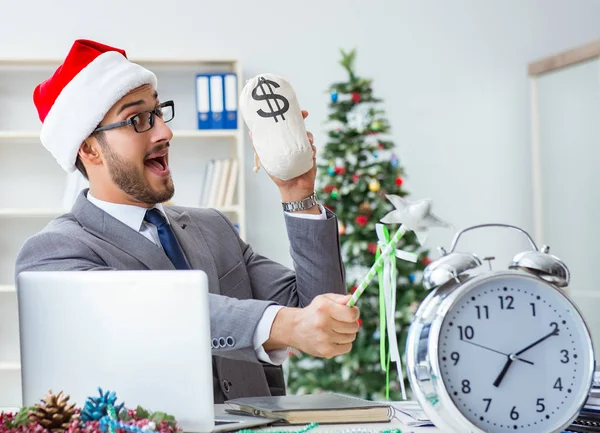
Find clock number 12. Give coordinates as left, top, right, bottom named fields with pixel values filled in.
left=499, top=295, right=515, bottom=310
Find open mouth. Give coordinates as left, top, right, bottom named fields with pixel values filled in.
left=144, top=147, right=170, bottom=177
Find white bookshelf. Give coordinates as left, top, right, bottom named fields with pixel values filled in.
left=0, top=57, right=246, bottom=407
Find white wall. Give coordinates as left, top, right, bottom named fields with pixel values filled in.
left=2, top=0, right=600, bottom=270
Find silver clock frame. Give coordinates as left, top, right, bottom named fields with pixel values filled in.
left=406, top=224, right=595, bottom=433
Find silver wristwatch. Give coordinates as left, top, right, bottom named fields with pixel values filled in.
left=281, top=192, right=319, bottom=212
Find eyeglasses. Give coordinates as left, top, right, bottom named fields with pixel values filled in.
left=93, top=100, right=175, bottom=134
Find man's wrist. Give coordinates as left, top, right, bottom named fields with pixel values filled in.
left=279, top=187, right=314, bottom=203
left=281, top=190, right=320, bottom=215
left=263, top=307, right=297, bottom=351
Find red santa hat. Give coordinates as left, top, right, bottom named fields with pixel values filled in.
left=33, top=39, right=157, bottom=172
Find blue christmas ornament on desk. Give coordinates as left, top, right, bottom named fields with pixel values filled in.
left=81, top=387, right=125, bottom=422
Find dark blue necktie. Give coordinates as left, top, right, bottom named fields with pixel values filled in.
left=144, top=208, right=190, bottom=270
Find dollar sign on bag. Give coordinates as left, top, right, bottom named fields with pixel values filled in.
left=252, top=77, right=290, bottom=123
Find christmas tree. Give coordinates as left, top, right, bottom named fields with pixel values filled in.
left=286, top=48, right=432, bottom=401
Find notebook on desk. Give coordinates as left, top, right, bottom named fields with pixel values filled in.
left=225, top=392, right=392, bottom=425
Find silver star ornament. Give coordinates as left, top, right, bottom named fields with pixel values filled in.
left=380, top=195, right=452, bottom=244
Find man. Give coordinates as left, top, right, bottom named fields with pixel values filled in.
left=14, top=39, right=359, bottom=403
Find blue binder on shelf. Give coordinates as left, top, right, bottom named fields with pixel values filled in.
left=223, top=73, right=238, bottom=129
left=195, top=74, right=211, bottom=129
left=209, top=74, right=224, bottom=129
left=195, top=72, right=238, bottom=130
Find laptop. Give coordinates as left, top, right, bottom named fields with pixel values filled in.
left=16, top=270, right=216, bottom=433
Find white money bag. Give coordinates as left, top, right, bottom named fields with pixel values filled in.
left=239, top=73, right=313, bottom=181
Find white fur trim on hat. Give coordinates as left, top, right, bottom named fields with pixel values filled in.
left=40, top=51, right=157, bottom=172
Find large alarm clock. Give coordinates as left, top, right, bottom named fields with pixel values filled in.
left=406, top=224, right=595, bottom=433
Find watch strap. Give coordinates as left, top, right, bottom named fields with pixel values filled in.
left=282, top=192, right=318, bottom=212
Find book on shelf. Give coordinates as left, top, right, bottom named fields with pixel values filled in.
left=200, top=158, right=238, bottom=208
left=223, top=159, right=239, bottom=206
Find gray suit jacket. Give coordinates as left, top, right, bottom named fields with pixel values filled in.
left=15, top=189, right=346, bottom=402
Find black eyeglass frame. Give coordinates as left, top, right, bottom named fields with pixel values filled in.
left=93, top=100, right=175, bottom=134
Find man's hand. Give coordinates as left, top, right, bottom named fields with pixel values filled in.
left=265, top=293, right=360, bottom=359
left=250, top=110, right=319, bottom=215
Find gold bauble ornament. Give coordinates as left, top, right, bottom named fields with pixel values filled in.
left=338, top=222, right=346, bottom=235
left=368, top=179, right=381, bottom=192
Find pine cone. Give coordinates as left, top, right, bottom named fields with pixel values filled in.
left=30, top=390, right=78, bottom=432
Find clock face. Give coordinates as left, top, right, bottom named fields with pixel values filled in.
left=438, top=272, right=593, bottom=433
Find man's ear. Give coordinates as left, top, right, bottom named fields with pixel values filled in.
left=78, top=139, right=103, bottom=167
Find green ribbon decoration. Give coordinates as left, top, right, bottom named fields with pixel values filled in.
left=375, top=224, right=397, bottom=400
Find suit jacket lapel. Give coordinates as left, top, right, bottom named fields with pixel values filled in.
left=72, top=190, right=175, bottom=270
left=166, top=208, right=220, bottom=295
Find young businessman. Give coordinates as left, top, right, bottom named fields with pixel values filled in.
left=15, top=39, right=359, bottom=402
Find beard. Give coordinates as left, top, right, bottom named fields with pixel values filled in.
left=100, top=137, right=175, bottom=205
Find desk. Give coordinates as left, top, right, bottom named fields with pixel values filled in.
left=215, top=405, right=439, bottom=433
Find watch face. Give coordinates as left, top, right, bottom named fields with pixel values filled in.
left=438, top=272, right=593, bottom=433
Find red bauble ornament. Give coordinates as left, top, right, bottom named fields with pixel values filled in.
left=355, top=215, right=368, bottom=226
left=324, top=205, right=335, bottom=212
left=352, top=174, right=360, bottom=183
left=352, top=92, right=361, bottom=103
left=378, top=142, right=385, bottom=149
left=323, top=185, right=335, bottom=193
left=395, top=177, right=403, bottom=186
left=335, top=166, right=346, bottom=175
left=367, top=242, right=378, bottom=254
left=357, top=318, right=363, bottom=327
left=423, top=256, right=432, bottom=266
left=350, top=285, right=358, bottom=294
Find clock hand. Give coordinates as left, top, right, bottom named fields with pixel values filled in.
left=462, top=340, right=534, bottom=365
left=493, top=327, right=559, bottom=388
left=493, top=356, right=513, bottom=387
left=515, top=328, right=559, bottom=356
